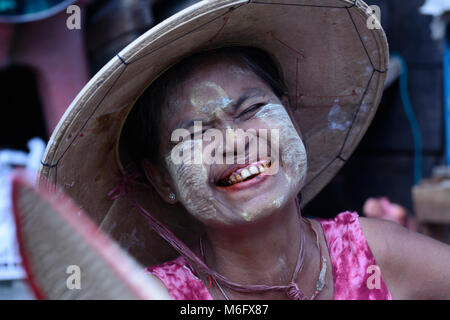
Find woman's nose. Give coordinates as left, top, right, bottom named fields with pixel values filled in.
left=220, top=124, right=257, bottom=163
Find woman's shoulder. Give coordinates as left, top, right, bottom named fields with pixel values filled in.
left=316, top=211, right=363, bottom=241
left=316, top=212, right=393, bottom=300
left=357, top=215, right=450, bottom=299
left=316, top=211, right=378, bottom=264
left=316, top=211, right=359, bottom=225
left=145, top=256, right=213, bottom=300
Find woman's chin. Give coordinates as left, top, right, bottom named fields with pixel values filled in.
left=211, top=192, right=289, bottom=225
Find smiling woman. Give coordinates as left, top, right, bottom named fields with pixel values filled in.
left=121, top=45, right=380, bottom=300
left=38, top=0, right=450, bottom=300
left=121, top=47, right=289, bottom=178
left=121, top=47, right=307, bottom=227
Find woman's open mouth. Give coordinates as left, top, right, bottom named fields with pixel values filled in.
left=216, top=159, right=271, bottom=187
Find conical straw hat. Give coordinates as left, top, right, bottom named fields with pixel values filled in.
left=39, top=0, right=388, bottom=266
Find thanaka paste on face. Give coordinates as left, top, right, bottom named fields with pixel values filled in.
left=254, top=103, right=307, bottom=189
left=165, top=139, right=219, bottom=222
left=228, top=103, right=306, bottom=222
left=164, top=102, right=307, bottom=225
left=189, top=81, right=233, bottom=118
left=163, top=81, right=234, bottom=224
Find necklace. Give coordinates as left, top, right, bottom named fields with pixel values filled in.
left=199, top=217, right=327, bottom=300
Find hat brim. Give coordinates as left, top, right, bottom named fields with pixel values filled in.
left=12, top=169, right=171, bottom=299
left=39, top=0, right=388, bottom=266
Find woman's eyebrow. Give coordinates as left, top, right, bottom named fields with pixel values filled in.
left=232, top=87, right=266, bottom=111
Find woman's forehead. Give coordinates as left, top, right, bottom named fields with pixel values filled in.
left=166, top=82, right=272, bottom=132
left=170, top=61, right=271, bottom=110
left=159, top=53, right=277, bottom=133
left=182, top=58, right=256, bottom=91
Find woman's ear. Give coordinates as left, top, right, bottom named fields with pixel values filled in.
left=142, top=159, right=178, bottom=204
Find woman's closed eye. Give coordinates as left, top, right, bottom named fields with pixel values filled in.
left=238, top=103, right=265, bottom=119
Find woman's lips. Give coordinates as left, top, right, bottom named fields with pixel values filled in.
left=216, top=159, right=272, bottom=188
left=216, top=172, right=271, bottom=192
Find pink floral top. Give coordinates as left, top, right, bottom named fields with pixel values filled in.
left=145, top=212, right=393, bottom=300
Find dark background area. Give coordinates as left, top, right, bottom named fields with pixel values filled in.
left=0, top=66, right=47, bottom=150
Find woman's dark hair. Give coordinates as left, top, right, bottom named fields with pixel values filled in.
left=120, top=46, right=289, bottom=180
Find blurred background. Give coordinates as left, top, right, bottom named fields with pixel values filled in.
left=0, top=0, right=449, bottom=299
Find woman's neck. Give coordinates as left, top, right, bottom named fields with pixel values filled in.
left=199, top=198, right=318, bottom=292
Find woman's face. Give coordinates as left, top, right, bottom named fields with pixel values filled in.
left=157, top=54, right=307, bottom=227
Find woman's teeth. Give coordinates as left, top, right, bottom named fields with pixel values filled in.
left=219, top=161, right=270, bottom=187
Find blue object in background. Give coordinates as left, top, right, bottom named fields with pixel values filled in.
left=444, top=27, right=450, bottom=166
left=391, top=53, right=423, bottom=185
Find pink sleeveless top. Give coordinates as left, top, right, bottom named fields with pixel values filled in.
left=145, top=212, right=393, bottom=300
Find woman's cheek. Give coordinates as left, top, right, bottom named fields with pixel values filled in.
left=164, top=140, right=219, bottom=222
left=163, top=104, right=307, bottom=225
left=254, top=104, right=307, bottom=190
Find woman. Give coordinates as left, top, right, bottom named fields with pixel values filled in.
left=39, top=0, right=450, bottom=299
